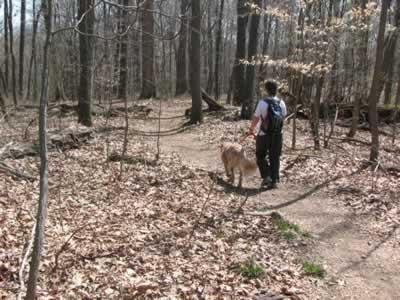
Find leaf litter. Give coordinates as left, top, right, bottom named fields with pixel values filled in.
left=1, top=99, right=399, bottom=299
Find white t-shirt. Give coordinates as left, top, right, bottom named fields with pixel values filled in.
left=254, top=96, right=287, bottom=135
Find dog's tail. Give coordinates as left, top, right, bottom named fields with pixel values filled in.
left=240, top=156, right=257, bottom=175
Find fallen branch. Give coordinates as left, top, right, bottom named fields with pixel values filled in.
left=0, top=162, right=36, bottom=181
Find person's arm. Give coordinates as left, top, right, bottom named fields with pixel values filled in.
left=248, top=101, right=263, bottom=134
left=281, top=100, right=287, bottom=118
left=249, top=115, right=260, bottom=134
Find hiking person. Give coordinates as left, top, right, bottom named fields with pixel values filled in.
left=247, top=80, right=287, bottom=189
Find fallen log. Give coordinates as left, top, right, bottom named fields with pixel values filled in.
left=0, top=126, right=94, bottom=160
left=185, top=89, right=226, bottom=116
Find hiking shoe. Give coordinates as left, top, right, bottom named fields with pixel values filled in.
left=261, top=177, right=272, bottom=187
left=267, top=182, right=278, bottom=189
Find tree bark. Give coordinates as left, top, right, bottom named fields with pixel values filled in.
left=348, top=0, right=369, bottom=138
left=140, top=0, right=156, bottom=99
left=26, top=0, right=41, bottom=101
left=232, top=0, right=248, bottom=105
left=19, top=0, right=26, bottom=97
left=367, top=0, right=390, bottom=162
left=206, top=3, right=214, bottom=94
left=117, top=0, right=129, bottom=100
left=25, top=0, right=51, bottom=298
left=214, top=0, right=225, bottom=100
left=3, top=0, right=9, bottom=91
left=7, top=0, right=18, bottom=106
left=175, top=0, right=189, bottom=96
left=190, top=0, right=202, bottom=123
left=241, top=0, right=261, bottom=120
left=78, top=0, right=95, bottom=127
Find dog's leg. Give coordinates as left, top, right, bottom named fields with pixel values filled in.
left=221, top=153, right=230, bottom=179
left=238, top=170, right=243, bottom=188
left=229, top=168, right=235, bottom=184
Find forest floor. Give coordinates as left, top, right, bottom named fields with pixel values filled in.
left=0, top=97, right=399, bottom=299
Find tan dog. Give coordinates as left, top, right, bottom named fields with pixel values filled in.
left=220, top=142, right=257, bottom=188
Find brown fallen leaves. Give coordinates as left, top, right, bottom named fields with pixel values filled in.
left=0, top=104, right=312, bottom=299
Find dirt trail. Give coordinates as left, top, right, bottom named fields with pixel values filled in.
left=151, top=102, right=400, bottom=300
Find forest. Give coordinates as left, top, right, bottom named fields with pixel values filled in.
left=0, top=0, right=399, bottom=299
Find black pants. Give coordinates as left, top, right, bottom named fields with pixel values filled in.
left=256, top=133, right=282, bottom=183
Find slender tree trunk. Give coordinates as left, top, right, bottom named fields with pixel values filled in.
left=348, top=0, right=369, bottom=138
left=8, top=0, right=18, bottom=106
left=368, top=0, right=390, bottom=162
left=140, top=0, right=156, bottom=99
left=118, top=0, right=129, bottom=100
left=241, top=0, right=261, bottom=119
left=19, top=0, right=26, bottom=97
left=392, top=63, right=400, bottom=145
left=175, top=0, right=189, bottom=96
left=190, top=0, right=202, bottom=123
left=378, top=0, right=400, bottom=105
left=259, top=14, right=272, bottom=76
left=312, top=77, right=323, bottom=150
left=26, top=0, right=41, bottom=101
left=206, top=3, right=214, bottom=94
left=78, top=0, right=95, bottom=126
left=3, top=0, right=9, bottom=91
left=25, top=0, right=51, bottom=298
left=214, top=0, right=225, bottom=100
left=0, top=85, right=6, bottom=116
left=233, top=0, right=248, bottom=105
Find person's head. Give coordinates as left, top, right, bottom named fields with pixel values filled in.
left=264, top=80, right=278, bottom=96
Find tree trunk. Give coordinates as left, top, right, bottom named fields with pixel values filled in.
left=241, top=0, right=261, bottom=120
left=232, top=0, right=248, bottom=105
left=26, top=0, right=41, bottom=101
left=78, top=0, right=95, bottom=127
left=312, top=77, right=323, bottom=150
left=117, top=0, right=129, bottom=100
left=19, top=0, right=26, bottom=97
left=348, top=0, right=369, bottom=138
left=206, top=3, right=214, bottom=94
left=175, top=0, right=189, bottom=96
left=258, top=14, right=273, bottom=76
left=8, top=0, right=18, bottom=106
left=3, top=0, right=9, bottom=92
left=392, top=62, right=400, bottom=145
left=25, top=0, right=51, bottom=298
left=367, top=0, right=390, bottom=162
left=140, top=0, right=156, bottom=99
left=190, top=0, right=202, bottom=123
left=378, top=0, right=400, bottom=105
left=214, top=0, right=225, bottom=100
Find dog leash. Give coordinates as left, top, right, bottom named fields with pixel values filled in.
left=239, top=132, right=256, bottom=144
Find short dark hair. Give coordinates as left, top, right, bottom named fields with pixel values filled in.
left=265, top=80, right=278, bottom=96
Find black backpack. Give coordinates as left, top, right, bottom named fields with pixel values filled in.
left=259, top=98, right=284, bottom=133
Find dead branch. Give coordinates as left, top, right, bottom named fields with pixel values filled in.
left=0, top=162, right=36, bottom=181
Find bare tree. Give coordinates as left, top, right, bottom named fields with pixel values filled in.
left=26, top=0, right=41, bottom=101
left=78, top=0, right=95, bottom=126
left=175, top=0, right=189, bottom=96
left=118, top=0, right=130, bottom=100
left=348, top=0, right=369, bottom=138
left=19, top=0, right=26, bottom=97
left=7, top=0, right=18, bottom=106
left=241, top=0, right=261, bottom=119
left=140, top=0, right=156, bottom=99
left=367, top=0, right=390, bottom=162
left=3, top=0, right=9, bottom=92
left=214, top=0, right=225, bottom=100
left=25, top=0, right=52, bottom=298
left=232, top=0, right=248, bottom=105
left=190, top=0, right=202, bottom=123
